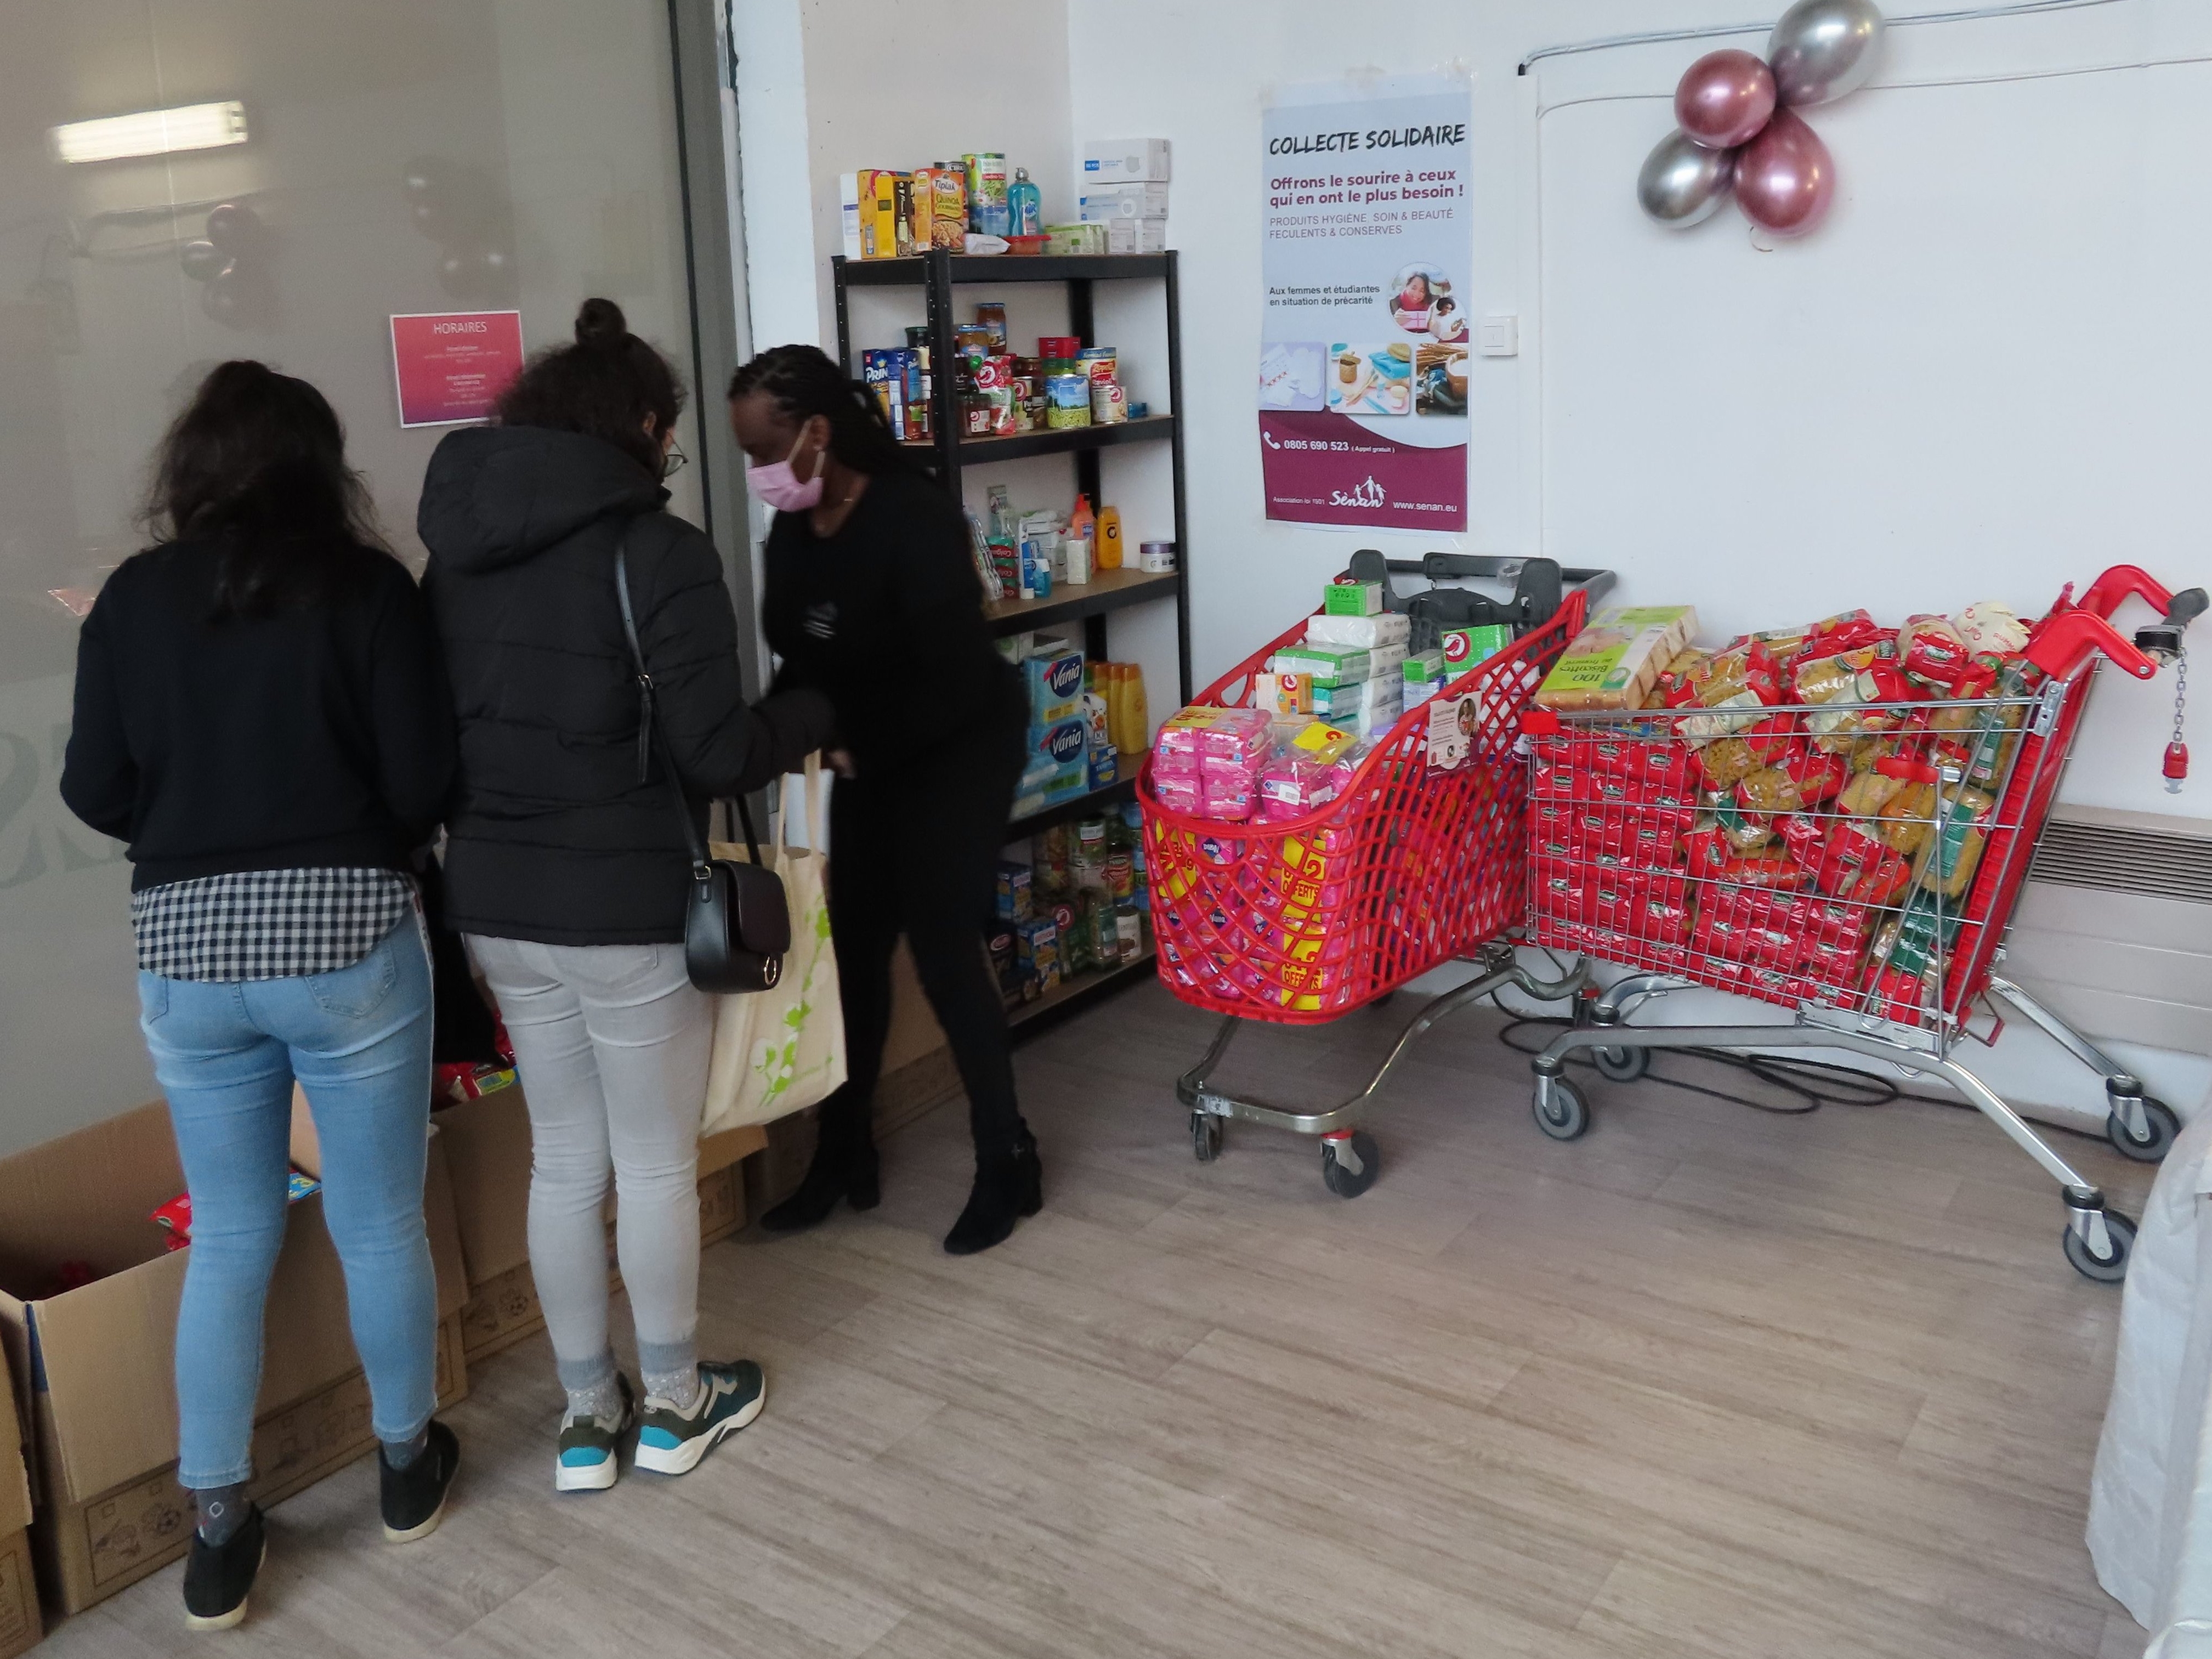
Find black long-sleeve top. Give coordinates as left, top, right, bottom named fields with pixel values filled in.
left=60, top=539, right=455, bottom=891
left=760, top=469, right=1024, bottom=779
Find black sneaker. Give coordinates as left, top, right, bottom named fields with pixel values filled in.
left=634, top=1360, right=765, bottom=1475
left=380, top=1420, right=460, bottom=1543
left=556, top=1373, right=636, bottom=1493
left=183, top=1503, right=265, bottom=1631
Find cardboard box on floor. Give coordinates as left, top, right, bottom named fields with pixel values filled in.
left=0, top=1338, right=37, bottom=1659
left=393, top=1084, right=766, bottom=1363
left=0, top=1103, right=470, bottom=1617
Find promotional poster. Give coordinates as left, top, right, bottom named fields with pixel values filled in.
left=1258, top=76, right=1472, bottom=531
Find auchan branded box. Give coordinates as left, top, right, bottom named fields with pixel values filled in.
left=0, top=1103, right=469, bottom=1615
left=0, top=1337, right=37, bottom=1659
left=418, top=1084, right=765, bottom=1362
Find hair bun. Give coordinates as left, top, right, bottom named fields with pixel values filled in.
left=574, top=297, right=629, bottom=345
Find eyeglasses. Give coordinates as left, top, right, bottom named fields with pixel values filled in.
left=662, top=438, right=689, bottom=478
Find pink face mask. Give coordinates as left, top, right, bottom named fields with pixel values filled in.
left=747, top=426, right=826, bottom=512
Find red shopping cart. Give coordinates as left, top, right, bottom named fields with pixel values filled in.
left=1519, top=566, right=2204, bottom=1281
left=1141, top=553, right=1608, bottom=1197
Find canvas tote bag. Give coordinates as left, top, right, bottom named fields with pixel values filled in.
left=699, top=755, right=846, bottom=1134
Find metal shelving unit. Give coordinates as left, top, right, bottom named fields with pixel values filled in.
left=832, top=248, right=1190, bottom=1038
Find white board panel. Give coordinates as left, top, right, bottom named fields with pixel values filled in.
left=1533, top=1, right=2212, bottom=814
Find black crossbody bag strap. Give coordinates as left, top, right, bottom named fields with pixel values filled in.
left=612, top=537, right=764, bottom=868
left=613, top=531, right=786, bottom=993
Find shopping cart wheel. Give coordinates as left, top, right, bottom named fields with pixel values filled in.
left=2106, top=1097, right=2179, bottom=1163
left=2063, top=1209, right=2137, bottom=1284
left=1190, top=1111, right=1223, bottom=1163
left=1592, top=1045, right=1648, bottom=1083
left=1320, top=1130, right=1380, bottom=1198
left=1533, top=1077, right=1590, bottom=1141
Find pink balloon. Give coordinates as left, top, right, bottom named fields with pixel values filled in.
left=1734, top=107, right=1835, bottom=235
left=1675, top=49, right=1778, bottom=150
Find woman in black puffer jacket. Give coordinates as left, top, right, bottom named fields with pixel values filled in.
left=418, top=299, right=831, bottom=1490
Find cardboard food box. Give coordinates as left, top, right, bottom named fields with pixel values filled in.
left=0, top=1103, right=470, bottom=1616
left=0, top=1338, right=36, bottom=1659
left=422, top=1084, right=765, bottom=1363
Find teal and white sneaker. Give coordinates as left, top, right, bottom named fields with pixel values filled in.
left=634, top=1360, right=765, bottom=1476
left=555, top=1373, right=636, bottom=1493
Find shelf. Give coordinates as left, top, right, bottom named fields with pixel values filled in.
left=1007, top=948, right=1158, bottom=1041
left=910, top=413, right=1176, bottom=467
left=839, top=253, right=1173, bottom=287
left=984, top=565, right=1178, bottom=636
left=1007, top=774, right=1137, bottom=842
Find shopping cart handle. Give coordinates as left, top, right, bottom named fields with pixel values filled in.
left=2076, top=564, right=2177, bottom=621
left=2024, top=609, right=2160, bottom=682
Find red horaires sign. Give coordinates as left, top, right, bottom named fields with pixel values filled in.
left=390, top=310, right=524, bottom=427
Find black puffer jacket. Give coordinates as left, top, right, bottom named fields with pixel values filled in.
left=419, top=425, right=832, bottom=944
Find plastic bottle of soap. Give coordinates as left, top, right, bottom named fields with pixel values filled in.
left=1008, top=168, right=1042, bottom=238
left=1097, top=503, right=1124, bottom=570
left=1066, top=493, right=1096, bottom=582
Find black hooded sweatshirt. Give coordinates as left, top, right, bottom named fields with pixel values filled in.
left=418, top=424, right=832, bottom=945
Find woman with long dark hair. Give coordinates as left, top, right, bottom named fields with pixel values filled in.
left=419, top=301, right=832, bottom=1491
left=728, top=343, right=1040, bottom=1255
left=60, top=361, right=461, bottom=1630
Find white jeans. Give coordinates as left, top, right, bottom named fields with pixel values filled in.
left=465, top=936, right=708, bottom=1392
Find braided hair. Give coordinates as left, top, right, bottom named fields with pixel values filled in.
left=726, top=343, right=908, bottom=475
left=495, top=298, right=684, bottom=479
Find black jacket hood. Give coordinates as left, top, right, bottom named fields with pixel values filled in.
left=417, top=424, right=667, bottom=574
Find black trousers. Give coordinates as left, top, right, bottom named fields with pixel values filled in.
left=816, top=732, right=1026, bottom=1162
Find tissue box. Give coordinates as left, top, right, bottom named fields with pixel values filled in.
left=1440, top=624, right=1515, bottom=676
left=1269, top=646, right=1370, bottom=688
left=1023, top=647, right=1086, bottom=726
left=1079, top=182, right=1170, bottom=220
left=1323, top=579, right=1384, bottom=616
left=1081, top=137, right=1172, bottom=183
left=1306, top=611, right=1409, bottom=650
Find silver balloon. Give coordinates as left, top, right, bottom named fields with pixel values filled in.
left=1637, top=128, right=1737, bottom=227
left=1768, top=0, right=1886, bottom=106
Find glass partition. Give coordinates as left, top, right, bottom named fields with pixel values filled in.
left=0, top=0, right=711, bottom=1152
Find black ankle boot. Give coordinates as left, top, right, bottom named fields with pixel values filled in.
left=761, top=1140, right=879, bottom=1233
left=943, top=1131, right=1042, bottom=1256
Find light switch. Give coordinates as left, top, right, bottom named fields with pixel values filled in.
left=1477, top=314, right=1519, bottom=357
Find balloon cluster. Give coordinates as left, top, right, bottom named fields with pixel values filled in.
left=402, top=157, right=518, bottom=304
left=1637, top=0, right=1884, bottom=238
left=178, top=202, right=274, bottom=327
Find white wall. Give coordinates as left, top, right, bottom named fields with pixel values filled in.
left=738, top=0, right=2210, bottom=1120
left=1064, top=0, right=2207, bottom=813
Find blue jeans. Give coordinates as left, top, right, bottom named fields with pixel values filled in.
left=138, top=920, right=438, bottom=1489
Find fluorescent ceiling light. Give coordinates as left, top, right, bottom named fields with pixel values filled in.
left=52, top=101, right=247, bottom=165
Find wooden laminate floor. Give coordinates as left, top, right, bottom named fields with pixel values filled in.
left=41, top=983, right=2158, bottom=1658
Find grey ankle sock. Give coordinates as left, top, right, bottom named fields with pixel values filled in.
left=382, top=1426, right=430, bottom=1470
left=640, top=1336, right=700, bottom=1412
left=556, top=1349, right=622, bottom=1424
left=195, top=1483, right=251, bottom=1545
left=564, top=1378, right=626, bottom=1424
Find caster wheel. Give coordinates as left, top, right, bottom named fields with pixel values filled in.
left=1533, top=1076, right=1590, bottom=1141
left=2063, top=1208, right=2137, bottom=1283
left=1319, top=1130, right=1380, bottom=1198
left=1190, top=1112, right=1222, bottom=1163
left=2107, top=1097, right=2179, bottom=1163
left=1592, top=1044, right=1649, bottom=1083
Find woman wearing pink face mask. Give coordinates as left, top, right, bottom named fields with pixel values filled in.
left=728, top=344, right=1039, bottom=1257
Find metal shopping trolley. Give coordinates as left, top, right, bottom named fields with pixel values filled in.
left=1138, top=553, right=1610, bottom=1197
left=1518, top=565, right=2204, bottom=1281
